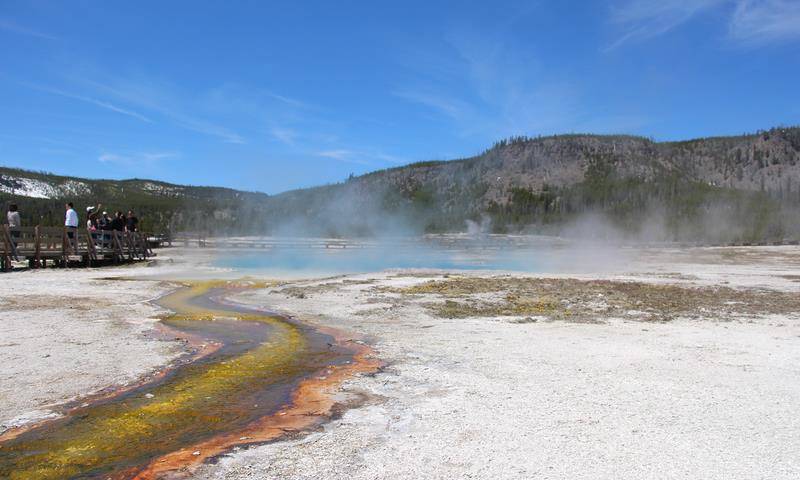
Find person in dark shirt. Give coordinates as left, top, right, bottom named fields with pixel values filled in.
left=98, top=211, right=111, bottom=230
left=110, top=211, right=125, bottom=232
left=126, top=210, right=139, bottom=232
left=97, top=211, right=112, bottom=249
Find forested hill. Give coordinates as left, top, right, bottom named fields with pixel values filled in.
left=0, top=168, right=270, bottom=233
left=262, top=126, right=800, bottom=241
left=3, top=126, right=800, bottom=241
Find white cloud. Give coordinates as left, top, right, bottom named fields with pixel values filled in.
left=393, top=90, right=469, bottom=120
left=172, top=116, right=244, bottom=144
left=74, top=76, right=245, bottom=143
left=98, top=153, right=124, bottom=163
left=317, top=149, right=355, bottom=161
left=265, top=92, right=310, bottom=109
left=270, top=127, right=298, bottom=145
left=730, top=0, right=800, bottom=45
left=606, top=0, right=800, bottom=50
left=98, top=151, right=178, bottom=166
left=316, top=149, right=400, bottom=166
left=395, top=28, right=584, bottom=140
left=0, top=19, right=57, bottom=40
left=28, top=84, right=152, bottom=123
left=606, top=0, right=728, bottom=50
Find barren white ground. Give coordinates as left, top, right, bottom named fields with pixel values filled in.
left=0, top=246, right=799, bottom=479
left=198, top=247, right=800, bottom=480
left=0, top=267, right=180, bottom=432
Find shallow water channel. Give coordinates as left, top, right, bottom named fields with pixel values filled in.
left=0, top=281, right=352, bottom=479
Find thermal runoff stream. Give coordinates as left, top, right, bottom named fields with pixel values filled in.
left=0, top=281, right=373, bottom=479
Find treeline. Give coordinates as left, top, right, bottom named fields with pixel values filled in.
left=485, top=158, right=796, bottom=242
left=0, top=192, right=270, bottom=234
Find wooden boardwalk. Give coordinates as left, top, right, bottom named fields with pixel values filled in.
left=1, top=226, right=154, bottom=271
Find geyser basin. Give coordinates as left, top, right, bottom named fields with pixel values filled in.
left=211, top=241, right=551, bottom=276
left=0, top=281, right=358, bottom=480
left=208, top=237, right=631, bottom=277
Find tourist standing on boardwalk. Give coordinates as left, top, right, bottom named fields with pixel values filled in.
left=98, top=211, right=112, bottom=249
left=6, top=204, right=20, bottom=260
left=126, top=210, right=139, bottom=232
left=6, top=204, right=20, bottom=232
left=65, top=202, right=79, bottom=253
left=87, top=211, right=98, bottom=231
left=98, top=211, right=111, bottom=230
left=85, top=204, right=101, bottom=227
left=110, top=211, right=125, bottom=232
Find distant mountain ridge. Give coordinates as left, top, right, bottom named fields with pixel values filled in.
left=3, top=126, right=800, bottom=241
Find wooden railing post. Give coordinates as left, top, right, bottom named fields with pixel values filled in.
left=125, top=232, right=134, bottom=260
left=137, top=233, right=148, bottom=258
left=1, top=225, right=12, bottom=272
left=86, top=228, right=97, bottom=264
left=115, top=230, right=123, bottom=261
left=34, top=226, right=41, bottom=268
left=62, top=227, right=68, bottom=264
left=6, top=224, right=19, bottom=261
left=130, top=232, right=139, bottom=259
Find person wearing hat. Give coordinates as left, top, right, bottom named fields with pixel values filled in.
left=85, top=204, right=102, bottom=229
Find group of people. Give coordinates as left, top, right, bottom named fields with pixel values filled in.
left=4, top=202, right=141, bottom=243
left=3, top=202, right=143, bottom=260
left=64, top=203, right=140, bottom=247
left=71, top=203, right=139, bottom=233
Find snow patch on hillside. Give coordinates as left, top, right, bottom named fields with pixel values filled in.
left=60, top=180, right=91, bottom=197
left=0, top=175, right=57, bottom=199
left=0, top=175, right=92, bottom=199
left=141, top=182, right=182, bottom=196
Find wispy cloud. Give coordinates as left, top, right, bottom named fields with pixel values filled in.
left=316, top=148, right=402, bottom=166
left=74, top=75, right=245, bottom=143
left=393, top=90, right=470, bottom=120
left=27, top=84, right=152, bottom=123
left=265, top=92, right=311, bottom=110
left=606, top=0, right=800, bottom=50
left=395, top=27, right=583, bottom=140
left=316, top=149, right=362, bottom=163
left=606, top=0, right=727, bottom=51
left=270, top=127, right=298, bottom=145
left=98, top=151, right=178, bottom=167
left=0, top=19, right=57, bottom=40
left=172, top=116, right=244, bottom=144
left=729, top=0, right=800, bottom=45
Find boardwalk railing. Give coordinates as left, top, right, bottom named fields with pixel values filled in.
left=1, top=226, right=154, bottom=271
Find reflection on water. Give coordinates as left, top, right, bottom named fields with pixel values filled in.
left=214, top=247, right=544, bottom=273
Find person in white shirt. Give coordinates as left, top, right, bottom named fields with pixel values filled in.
left=6, top=204, right=20, bottom=229
left=65, top=202, right=79, bottom=253
left=65, top=202, right=79, bottom=228
left=6, top=203, right=20, bottom=260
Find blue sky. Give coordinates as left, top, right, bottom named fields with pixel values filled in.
left=1, top=0, right=799, bottom=193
